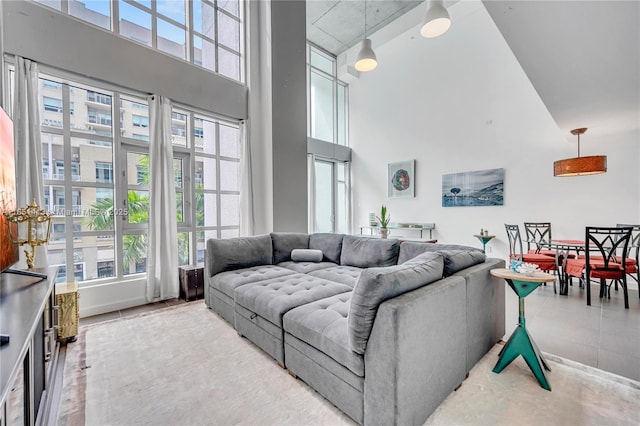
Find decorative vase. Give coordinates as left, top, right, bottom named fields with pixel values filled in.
left=380, top=228, right=390, bottom=239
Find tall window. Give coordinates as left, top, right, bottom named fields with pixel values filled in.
left=307, top=44, right=348, bottom=146
left=34, top=0, right=245, bottom=82
left=15, top=71, right=240, bottom=285
left=306, top=44, right=351, bottom=234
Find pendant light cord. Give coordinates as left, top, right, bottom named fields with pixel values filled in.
left=364, top=0, right=367, bottom=39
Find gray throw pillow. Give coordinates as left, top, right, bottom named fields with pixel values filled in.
left=291, top=249, right=323, bottom=263
left=348, top=252, right=444, bottom=354
left=271, top=232, right=310, bottom=263
left=207, top=235, right=273, bottom=276
left=309, top=233, right=344, bottom=263
left=440, top=250, right=486, bottom=276
left=340, top=235, right=400, bottom=268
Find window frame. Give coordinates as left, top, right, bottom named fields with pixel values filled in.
left=33, top=0, right=246, bottom=83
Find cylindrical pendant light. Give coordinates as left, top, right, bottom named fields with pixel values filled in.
left=553, top=128, right=607, bottom=177
left=355, top=0, right=378, bottom=72
left=420, top=0, right=451, bottom=38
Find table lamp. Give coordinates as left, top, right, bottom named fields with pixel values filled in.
left=4, top=200, right=52, bottom=271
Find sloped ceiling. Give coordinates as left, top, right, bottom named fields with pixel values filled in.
left=482, top=0, right=640, bottom=139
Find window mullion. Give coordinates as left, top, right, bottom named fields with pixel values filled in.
left=113, top=93, right=125, bottom=280
left=151, top=0, right=158, bottom=50
left=112, top=0, right=120, bottom=35
left=215, top=122, right=221, bottom=239
left=61, top=82, right=75, bottom=280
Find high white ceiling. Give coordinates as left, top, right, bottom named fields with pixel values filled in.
left=307, top=0, right=640, bottom=142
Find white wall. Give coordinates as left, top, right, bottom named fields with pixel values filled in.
left=347, top=1, right=639, bottom=260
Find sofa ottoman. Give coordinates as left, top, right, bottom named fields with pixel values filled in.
left=233, top=274, right=353, bottom=365
left=208, top=265, right=296, bottom=324
left=283, top=292, right=364, bottom=421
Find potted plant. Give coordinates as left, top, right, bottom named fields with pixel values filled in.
left=376, top=205, right=391, bottom=239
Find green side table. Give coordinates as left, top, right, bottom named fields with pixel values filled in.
left=474, top=234, right=495, bottom=253
left=490, top=268, right=554, bottom=391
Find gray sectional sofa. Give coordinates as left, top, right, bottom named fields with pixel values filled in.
left=204, top=233, right=505, bottom=425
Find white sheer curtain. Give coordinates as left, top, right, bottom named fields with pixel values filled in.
left=13, top=56, right=47, bottom=268
left=239, top=119, right=255, bottom=236
left=146, top=95, right=178, bottom=302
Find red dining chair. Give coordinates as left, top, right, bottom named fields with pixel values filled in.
left=574, top=224, right=639, bottom=296
left=565, top=226, right=633, bottom=309
left=505, top=224, right=558, bottom=292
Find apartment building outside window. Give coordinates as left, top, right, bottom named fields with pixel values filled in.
left=34, top=0, right=245, bottom=83
left=12, top=72, right=240, bottom=285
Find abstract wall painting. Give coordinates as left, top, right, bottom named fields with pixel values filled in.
left=388, top=160, right=415, bottom=198
left=442, top=168, right=504, bottom=207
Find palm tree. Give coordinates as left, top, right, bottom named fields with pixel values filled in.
left=86, top=155, right=202, bottom=271
left=85, top=191, right=149, bottom=273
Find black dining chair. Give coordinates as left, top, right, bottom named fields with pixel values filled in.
left=523, top=222, right=555, bottom=257
left=617, top=224, right=640, bottom=298
left=565, top=226, right=633, bottom=309
left=505, top=224, right=558, bottom=292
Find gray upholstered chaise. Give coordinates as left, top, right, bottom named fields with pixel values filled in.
left=204, top=233, right=505, bottom=425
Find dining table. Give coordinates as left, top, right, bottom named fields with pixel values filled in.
left=534, top=239, right=587, bottom=295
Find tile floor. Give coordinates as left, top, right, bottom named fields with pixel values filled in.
left=505, top=277, right=640, bottom=381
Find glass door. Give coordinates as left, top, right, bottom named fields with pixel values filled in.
left=314, top=160, right=334, bottom=233
left=313, top=159, right=348, bottom=234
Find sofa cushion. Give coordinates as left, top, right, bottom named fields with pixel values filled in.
left=211, top=265, right=297, bottom=298
left=291, top=248, right=323, bottom=262
left=271, top=232, right=310, bottom=263
left=234, top=274, right=353, bottom=328
left=397, top=242, right=481, bottom=265
left=348, top=252, right=444, bottom=354
left=309, top=233, right=345, bottom=264
left=207, top=235, right=273, bottom=276
left=283, top=292, right=364, bottom=377
left=277, top=261, right=337, bottom=274
left=440, top=250, right=486, bottom=276
left=308, top=265, right=363, bottom=288
left=340, top=235, right=400, bottom=268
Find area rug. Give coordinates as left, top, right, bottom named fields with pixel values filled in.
left=56, top=301, right=640, bottom=426
left=55, top=301, right=353, bottom=426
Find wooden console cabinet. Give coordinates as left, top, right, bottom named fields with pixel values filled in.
left=0, top=267, right=59, bottom=426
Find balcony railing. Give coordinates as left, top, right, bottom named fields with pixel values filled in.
left=45, top=173, right=81, bottom=181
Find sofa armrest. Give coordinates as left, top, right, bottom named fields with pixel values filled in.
left=204, top=235, right=274, bottom=308
left=453, top=257, right=505, bottom=371
left=364, top=275, right=467, bottom=426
